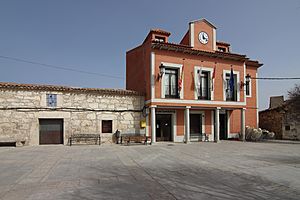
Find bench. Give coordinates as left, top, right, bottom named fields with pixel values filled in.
left=0, top=137, right=16, bottom=147
left=120, top=134, right=149, bottom=145
left=69, top=134, right=101, bottom=146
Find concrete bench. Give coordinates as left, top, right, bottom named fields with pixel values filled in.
left=69, top=134, right=101, bottom=146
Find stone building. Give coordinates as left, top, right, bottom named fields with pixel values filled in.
left=259, top=96, right=300, bottom=140
left=0, top=82, right=144, bottom=146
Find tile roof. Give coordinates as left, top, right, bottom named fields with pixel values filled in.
left=151, top=41, right=247, bottom=61
left=245, top=60, right=263, bottom=67
left=150, top=29, right=171, bottom=36
left=0, top=82, right=143, bottom=96
left=216, top=41, right=231, bottom=46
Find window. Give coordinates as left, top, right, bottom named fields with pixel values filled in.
left=285, top=125, right=290, bottom=131
left=154, top=36, right=165, bottom=42
left=225, top=73, right=237, bottom=101
left=196, top=70, right=211, bottom=100
left=164, top=68, right=179, bottom=98
left=46, top=94, right=57, bottom=107
left=245, top=77, right=251, bottom=96
left=218, top=47, right=226, bottom=52
left=102, top=120, right=112, bottom=133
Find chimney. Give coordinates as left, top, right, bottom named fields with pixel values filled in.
left=269, top=96, right=284, bottom=109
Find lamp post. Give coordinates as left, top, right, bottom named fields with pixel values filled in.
left=159, top=64, right=165, bottom=79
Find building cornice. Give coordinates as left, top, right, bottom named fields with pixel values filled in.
left=152, top=41, right=249, bottom=62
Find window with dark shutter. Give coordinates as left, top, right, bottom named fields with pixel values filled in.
left=102, top=120, right=112, bottom=133
left=245, top=77, right=251, bottom=96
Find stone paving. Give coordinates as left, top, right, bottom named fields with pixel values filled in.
left=0, top=141, right=299, bottom=199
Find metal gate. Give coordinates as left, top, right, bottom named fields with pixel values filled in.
left=39, top=119, right=63, bottom=145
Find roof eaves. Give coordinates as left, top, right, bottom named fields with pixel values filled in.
left=189, top=18, right=217, bottom=29
left=152, top=42, right=247, bottom=62
left=0, top=82, right=144, bottom=96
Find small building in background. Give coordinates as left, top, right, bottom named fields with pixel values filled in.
left=259, top=96, right=300, bottom=140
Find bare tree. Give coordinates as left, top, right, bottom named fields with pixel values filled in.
left=287, top=84, right=300, bottom=113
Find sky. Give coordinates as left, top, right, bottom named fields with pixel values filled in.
left=0, top=0, right=299, bottom=110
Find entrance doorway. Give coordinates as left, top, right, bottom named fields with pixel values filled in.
left=156, top=114, right=172, bottom=141
left=39, top=119, right=64, bottom=145
left=219, top=112, right=228, bottom=140
left=190, top=114, right=202, bottom=141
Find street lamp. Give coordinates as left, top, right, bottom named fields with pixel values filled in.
left=158, top=63, right=165, bottom=79
left=241, top=74, right=251, bottom=87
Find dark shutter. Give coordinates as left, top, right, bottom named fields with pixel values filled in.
left=102, top=120, right=112, bottom=133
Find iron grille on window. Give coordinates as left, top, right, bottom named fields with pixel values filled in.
left=46, top=94, right=57, bottom=107
left=164, top=68, right=179, bottom=98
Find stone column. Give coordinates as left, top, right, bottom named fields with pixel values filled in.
left=185, top=106, right=191, bottom=143
left=151, top=106, right=156, bottom=144
left=145, top=108, right=149, bottom=137
left=211, top=110, right=215, bottom=142
left=215, top=107, right=220, bottom=142
left=241, top=108, right=246, bottom=141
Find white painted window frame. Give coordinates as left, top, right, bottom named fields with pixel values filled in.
left=194, top=66, right=214, bottom=101
left=160, top=62, right=183, bottom=99
left=223, top=70, right=240, bottom=102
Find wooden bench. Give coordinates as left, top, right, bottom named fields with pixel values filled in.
left=69, top=134, right=101, bottom=146
left=120, top=134, right=149, bottom=145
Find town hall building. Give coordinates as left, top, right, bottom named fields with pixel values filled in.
left=126, top=18, right=262, bottom=143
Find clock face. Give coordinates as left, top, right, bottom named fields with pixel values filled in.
left=199, top=31, right=209, bottom=44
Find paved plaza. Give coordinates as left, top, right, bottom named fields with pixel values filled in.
left=0, top=141, right=299, bottom=199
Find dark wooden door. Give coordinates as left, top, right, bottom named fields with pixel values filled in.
left=190, top=114, right=202, bottom=137
left=219, top=113, right=227, bottom=140
left=39, top=119, right=63, bottom=144
left=156, top=114, right=172, bottom=141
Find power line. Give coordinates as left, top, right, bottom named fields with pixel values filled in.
left=0, top=55, right=124, bottom=80
left=251, top=77, right=300, bottom=80
left=1, top=55, right=299, bottom=81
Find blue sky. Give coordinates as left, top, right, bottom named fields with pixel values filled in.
left=0, top=0, right=299, bottom=110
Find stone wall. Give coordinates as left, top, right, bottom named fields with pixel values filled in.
left=259, top=108, right=283, bottom=139
left=0, top=89, right=145, bottom=146
left=259, top=105, right=300, bottom=140
left=282, top=108, right=300, bottom=140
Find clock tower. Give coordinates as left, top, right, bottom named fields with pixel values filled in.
left=189, top=19, right=216, bottom=52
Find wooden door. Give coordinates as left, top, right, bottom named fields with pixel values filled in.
left=39, top=119, right=63, bottom=144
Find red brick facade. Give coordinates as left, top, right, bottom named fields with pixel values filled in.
left=126, top=19, right=262, bottom=142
